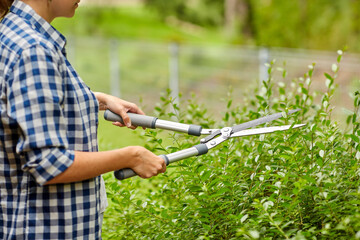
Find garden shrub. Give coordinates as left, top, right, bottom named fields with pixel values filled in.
left=102, top=50, right=360, bottom=239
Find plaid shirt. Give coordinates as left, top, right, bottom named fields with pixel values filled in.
left=0, top=1, right=106, bottom=239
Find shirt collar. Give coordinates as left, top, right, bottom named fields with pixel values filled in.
left=10, top=0, right=67, bottom=51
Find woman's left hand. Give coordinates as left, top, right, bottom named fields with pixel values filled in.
left=94, top=92, right=145, bottom=129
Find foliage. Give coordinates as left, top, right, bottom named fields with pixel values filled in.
left=249, top=0, right=359, bottom=50
left=145, top=0, right=360, bottom=51
left=52, top=1, right=360, bottom=51
left=144, top=0, right=224, bottom=27
left=102, top=50, right=360, bottom=239
left=52, top=6, right=225, bottom=44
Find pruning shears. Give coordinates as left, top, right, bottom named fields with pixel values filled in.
left=104, top=109, right=305, bottom=180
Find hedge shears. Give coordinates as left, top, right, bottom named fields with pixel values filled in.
left=104, top=109, right=305, bottom=180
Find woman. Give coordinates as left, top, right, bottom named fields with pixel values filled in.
left=0, top=0, right=166, bottom=239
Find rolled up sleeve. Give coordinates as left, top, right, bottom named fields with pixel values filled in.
left=7, top=44, right=74, bottom=185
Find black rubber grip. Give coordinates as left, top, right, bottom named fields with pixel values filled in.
left=114, top=170, right=123, bottom=180
left=194, top=144, right=209, bottom=156
left=188, top=125, right=203, bottom=136
left=114, top=168, right=138, bottom=180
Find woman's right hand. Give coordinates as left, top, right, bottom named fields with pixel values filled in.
left=127, top=146, right=166, bottom=178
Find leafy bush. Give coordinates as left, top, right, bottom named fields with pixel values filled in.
left=102, top=50, right=360, bottom=239
left=144, top=0, right=224, bottom=27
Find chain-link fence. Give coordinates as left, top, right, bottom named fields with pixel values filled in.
left=67, top=37, right=360, bottom=122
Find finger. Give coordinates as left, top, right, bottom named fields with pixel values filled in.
left=112, top=122, right=125, bottom=127
left=112, top=121, right=138, bottom=130
left=161, top=164, right=166, bottom=173
left=136, top=108, right=145, bottom=116
left=160, top=158, right=167, bottom=173
left=127, top=102, right=145, bottom=116
left=118, top=110, right=132, bottom=128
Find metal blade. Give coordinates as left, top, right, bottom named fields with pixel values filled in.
left=200, top=109, right=301, bottom=143
left=231, top=109, right=301, bottom=133
left=230, top=123, right=305, bottom=137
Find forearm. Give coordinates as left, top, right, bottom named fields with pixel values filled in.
left=45, top=146, right=166, bottom=185
left=46, top=146, right=166, bottom=184
left=45, top=148, right=133, bottom=185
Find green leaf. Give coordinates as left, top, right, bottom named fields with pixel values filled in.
left=309, top=69, right=314, bottom=77
left=224, top=112, right=229, bottom=121
left=301, top=87, right=308, bottom=94
left=256, top=95, right=265, bottom=101
left=200, top=170, right=212, bottom=182
left=316, top=157, right=324, bottom=167
left=303, top=175, right=316, bottom=184
left=324, top=73, right=334, bottom=81
left=350, top=134, right=360, bottom=143
left=240, top=214, right=249, bottom=223
left=188, top=185, right=202, bottom=192
left=337, top=55, right=342, bottom=63
left=216, top=188, right=231, bottom=195
left=227, top=100, right=232, bottom=108
left=346, top=115, right=352, bottom=125
left=279, top=88, right=285, bottom=95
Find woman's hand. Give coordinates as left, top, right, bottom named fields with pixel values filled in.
left=126, top=146, right=166, bottom=178
left=94, top=92, right=144, bottom=129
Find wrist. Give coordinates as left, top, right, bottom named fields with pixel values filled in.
left=121, top=146, right=141, bottom=169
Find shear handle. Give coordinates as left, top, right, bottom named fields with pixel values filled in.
left=104, top=109, right=203, bottom=136
left=114, top=144, right=208, bottom=180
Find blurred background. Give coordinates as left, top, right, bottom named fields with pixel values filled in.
left=53, top=0, right=360, bottom=126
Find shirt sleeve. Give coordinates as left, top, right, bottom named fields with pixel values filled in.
left=7, top=44, right=75, bottom=186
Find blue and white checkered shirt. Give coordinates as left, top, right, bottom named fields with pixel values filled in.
left=0, top=1, right=106, bottom=239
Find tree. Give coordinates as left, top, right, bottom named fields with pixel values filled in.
left=225, top=0, right=253, bottom=37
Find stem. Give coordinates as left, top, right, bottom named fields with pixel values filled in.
left=265, top=210, right=289, bottom=239
left=298, top=203, right=304, bottom=228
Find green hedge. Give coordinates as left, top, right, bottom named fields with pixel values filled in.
left=102, top=50, right=360, bottom=239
